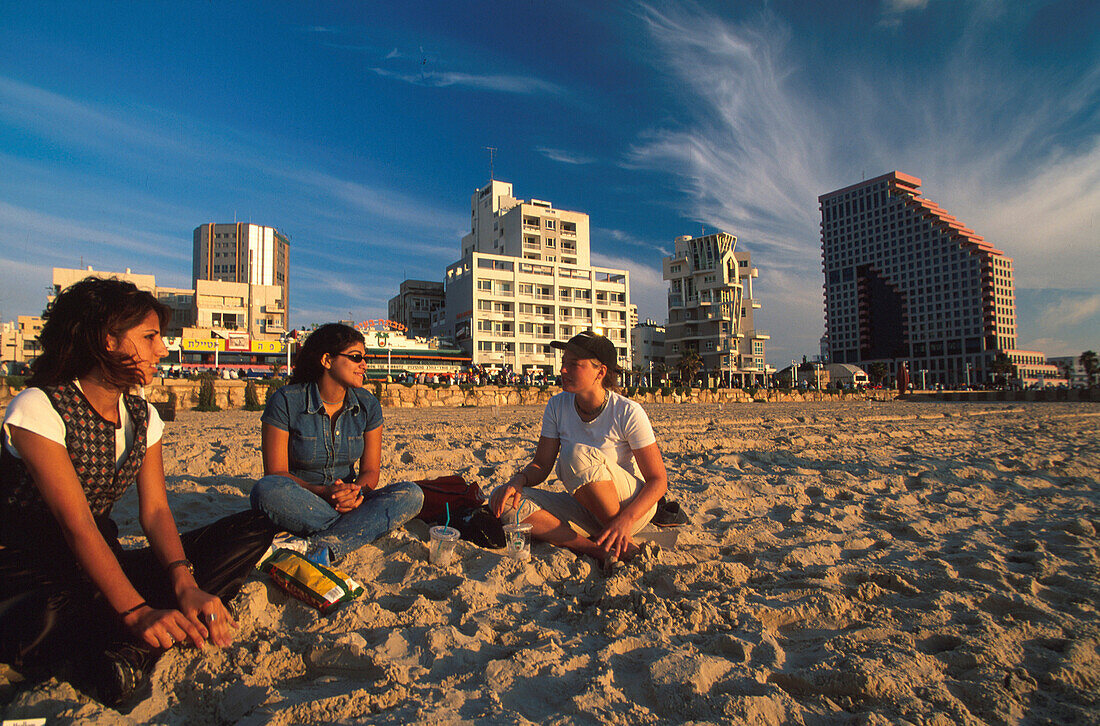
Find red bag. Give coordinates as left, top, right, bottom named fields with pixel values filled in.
left=414, top=475, right=484, bottom=524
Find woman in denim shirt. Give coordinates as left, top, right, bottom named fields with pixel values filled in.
left=250, top=324, right=423, bottom=565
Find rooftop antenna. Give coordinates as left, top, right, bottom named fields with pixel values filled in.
left=485, top=146, right=496, bottom=181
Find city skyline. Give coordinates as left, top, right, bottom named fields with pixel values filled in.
left=1, top=1, right=1097, bottom=363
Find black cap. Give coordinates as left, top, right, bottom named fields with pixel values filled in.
left=549, top=331, right=621, bottom=373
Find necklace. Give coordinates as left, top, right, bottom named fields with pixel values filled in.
left=322, top=395, right=345, bottom=406
left=574, top=392, right=608, bottom=420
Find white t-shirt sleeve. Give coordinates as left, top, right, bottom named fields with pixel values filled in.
left=2, top=388, right=66, bottom=455
left=146, top=401, right=164, bottom=446
left=2, top=387, right=164, bottom=460
left=540, top=394, right=564, bottom=439
left=620, top=397, right=657, bottom=450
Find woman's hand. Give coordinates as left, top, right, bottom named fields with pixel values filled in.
left=123, top=605, right=207, bottom=650
left=594, top=512, right=636, bottom=560
left=490, top=473, right=526, bottom=518
left=330, top=481, right=364, bottom=513
left=176, top=586, right=238, bottom=648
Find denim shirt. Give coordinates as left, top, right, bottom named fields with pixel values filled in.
left=261, top=382, right=383, bottom=487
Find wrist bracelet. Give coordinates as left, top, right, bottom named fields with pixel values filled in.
left=120, top=601, right=148, bottom=618
left=166, top=558, right=195, bottom=576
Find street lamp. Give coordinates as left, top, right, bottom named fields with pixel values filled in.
left=965, top=362, right=972, bottom=389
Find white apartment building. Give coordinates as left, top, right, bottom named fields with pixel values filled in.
left=663, top=232, right=769, bottom=385
left=436, top=180, right=631, bottom=374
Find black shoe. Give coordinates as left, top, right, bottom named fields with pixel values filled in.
left=651, top=497, right=689, bottom=528
left=92, top=642, right=159, bottom=710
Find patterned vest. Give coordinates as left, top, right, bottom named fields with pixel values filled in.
left=0, top=382, right=149, bottom=548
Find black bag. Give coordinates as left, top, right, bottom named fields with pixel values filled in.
left=414, top=476, right=506, bottom=548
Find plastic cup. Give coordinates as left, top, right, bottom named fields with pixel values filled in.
left=503, top=523, right=532, bottom=561
left=429, top=526, right=459, bottom=566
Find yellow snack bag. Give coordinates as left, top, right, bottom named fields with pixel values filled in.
left=261, top=549, right=363, bottom=612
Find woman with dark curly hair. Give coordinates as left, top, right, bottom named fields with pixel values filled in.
left=0, top=277, right=276, bottom=708
left=250, top=323, right=422, bottom=566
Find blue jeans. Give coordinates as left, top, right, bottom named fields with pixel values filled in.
left=250, top=477, right=423, bottom=562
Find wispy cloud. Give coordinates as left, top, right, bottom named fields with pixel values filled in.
left=879, top=0, right=931, bottom=27
left=0, top=75, right=187, bottom=160
left=630, top=3, right=1100, bottom=360
left=0, top=201, right=189, bottom=263
left=537, top=147, right=595, bottom=165
left=371, top=67, right=564, bottom=95
left=1039, top=292, right=1100, bottom=329
left=282, top=169, right=466, bottom=236
left=594, top=227, right=670, bottom=256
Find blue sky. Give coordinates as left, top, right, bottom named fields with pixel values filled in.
left=1, top=0, right=1097, bottom=363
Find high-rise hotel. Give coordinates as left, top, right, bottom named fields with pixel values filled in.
left=819, top=171, right=1054, bottom=386
left=434, top=180, right=631, bottom=374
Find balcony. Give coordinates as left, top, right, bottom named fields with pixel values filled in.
left=749, top=329, right=770, bottom=339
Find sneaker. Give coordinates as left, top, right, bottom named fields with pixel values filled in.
left=92, top=641, right=159, bottom=710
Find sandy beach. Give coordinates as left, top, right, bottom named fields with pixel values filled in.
left=2, top=399, right=1098, bottom=725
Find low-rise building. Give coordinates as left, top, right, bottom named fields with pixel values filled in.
left=1, top=316, right=44, bottom=365
left=388, top=280, right=444, bottom=338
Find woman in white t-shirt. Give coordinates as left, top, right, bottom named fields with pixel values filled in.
left=0, top=277, right=274, bottom=708
left=490, top=331, right=668, bottom=562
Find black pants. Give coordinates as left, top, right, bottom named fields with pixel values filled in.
left=0, top=509, right=275, bottom=673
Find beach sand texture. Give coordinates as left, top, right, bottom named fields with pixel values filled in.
left=3, top=400, right=1098, bottom=725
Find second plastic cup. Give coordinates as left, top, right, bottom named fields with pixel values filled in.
left=503, top=523, right=532, bottom=560
left=429, top=525, right=459, bottom=566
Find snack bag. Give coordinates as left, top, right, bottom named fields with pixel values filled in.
left=261, top=549, right=363, bottom=612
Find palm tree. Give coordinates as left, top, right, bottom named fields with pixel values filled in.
left=1080, top=350, right=1098, bottom=387
left=868, top=362, right=888, bottom=386
left=652, top=361, right=668, bottom=386
left=676, top=349, right=704, bottom=387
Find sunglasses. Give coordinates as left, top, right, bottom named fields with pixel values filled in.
left=336, top=352, right=368, bottom=363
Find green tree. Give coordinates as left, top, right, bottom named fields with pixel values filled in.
left=1080, top=350, right=1098, bottom=387
left=676, top=349, right=704, bottom=387
left=243, top=380, right=264, bottom=411
left=194, top=376, right=221, bottom=412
